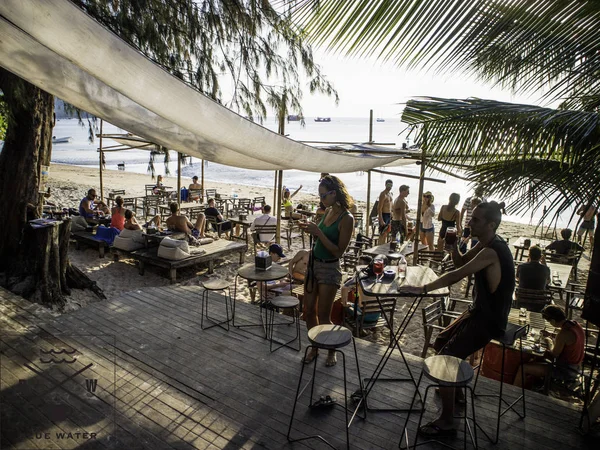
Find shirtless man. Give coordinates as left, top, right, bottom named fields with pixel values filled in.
left=377, top=179, right=394, bottom=244
left=289, top=249, right=310, bottom=282
left=165, top=202, right=206, bottom=240
left=404, top=201, right=514, bottom=438
left=188, top=176, right=202, bottom=202
left=577, top=202, right=596, bottom=248
left=124, top=210, right=142, bottom=230
left=391, top=185, right=410, bottom=243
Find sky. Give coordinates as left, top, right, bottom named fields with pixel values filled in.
left=292, top=49, right=546, bottom=118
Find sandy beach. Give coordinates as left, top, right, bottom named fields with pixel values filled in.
left=46, top=163, right=591, bottom=357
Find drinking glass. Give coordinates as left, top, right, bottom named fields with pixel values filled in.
left=373, top=259, right=384, bottom=283
left=444, top=227, right=457, bottom=248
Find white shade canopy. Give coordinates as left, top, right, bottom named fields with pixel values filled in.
left=0, top=0, right=415, bottom=172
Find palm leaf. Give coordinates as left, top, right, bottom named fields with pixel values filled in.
left=290, top=0, right=600, bottom=105
left=402, top=97, right=600, bottom=222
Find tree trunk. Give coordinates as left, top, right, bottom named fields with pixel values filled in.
left=583, top=222, right=600, bottom=327
left=0, top=70, right=103, bottom=308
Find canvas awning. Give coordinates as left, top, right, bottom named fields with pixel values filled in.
left=0, top=0, right=413, bottom=172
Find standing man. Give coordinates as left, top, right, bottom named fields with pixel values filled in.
left=391, top=184, right=410, bottom=243
left=404, top=201, right=514, bottom=437
left=460, top=185, right=487, bottom=252
left=576, top=202, right=596, bottom=249
left=377, top=179, right=394, bottom=244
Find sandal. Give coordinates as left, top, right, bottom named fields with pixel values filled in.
left=310, top=395, right=336, bottom=409
left=418, top=421, right=457, bottom=438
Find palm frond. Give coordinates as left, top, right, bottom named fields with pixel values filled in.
left=402, top=97, right=600, bottom=221
left=290, top=0, right=600, bottom=104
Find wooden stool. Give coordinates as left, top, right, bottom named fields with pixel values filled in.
left=287, top=324, right=366, bottom=449
left=400, top=355, right=478, bottom=449
left=473, top=323, right=527, bottom=443
left=267, top=295, right=301, bottom=353
left=200, top=279, right=232, bottom=331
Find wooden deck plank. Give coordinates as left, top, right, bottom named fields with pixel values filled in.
left=1, top=286, right=593, bottom=450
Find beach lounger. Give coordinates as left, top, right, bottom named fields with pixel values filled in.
left=131, top=239, right=247, bottom=283
left=71, top=230, right=108, bottom=258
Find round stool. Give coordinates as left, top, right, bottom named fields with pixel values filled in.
left=267, top=296, right=301, bottom=353
left=287, top=324, right=366, bottom=450
left=400, top=355, right=478, bottom=449
left=200, top=279, right=232, bottom=331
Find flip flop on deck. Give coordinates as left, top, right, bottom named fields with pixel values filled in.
left=310, top=395, right=336, bottom=409
left=418, top=422, right=457, bottom=438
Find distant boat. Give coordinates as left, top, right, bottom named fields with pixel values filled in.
left=287, top=114, right=303, bottom=122
left=314, top=117, right=331, bottom=122
left=52, top=136, right=73, bottom=144
left=376, top=118, right=385, bottom=122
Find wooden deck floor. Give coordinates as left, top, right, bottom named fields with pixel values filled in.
left=0, top=286, right=595, bottom=449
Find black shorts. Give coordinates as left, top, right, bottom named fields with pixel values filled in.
left=390, top=220, right=405, bottom=238
left=434, top=311, right=495, bottom=360
left=379, top=213, right=391, bottom=233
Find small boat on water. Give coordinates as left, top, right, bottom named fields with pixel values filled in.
left=52, top=136, right=73, bottom=144
left=287, top=114, right=303, bottom=122
left=314, top=117, right=331, bottom=122
left=376, top=118, right=385, bottom=122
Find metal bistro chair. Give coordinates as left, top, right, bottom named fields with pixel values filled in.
left=400, top=355, right=478, bottom=450
left=287, top=325, right=366, bottom=450
left=514, top=288, right=553, bottom=313
left=266, top=295, right=301, bottom=353
left=204, top=188, right=217, bottom=199
left=200, top=279, right=233, bottom=331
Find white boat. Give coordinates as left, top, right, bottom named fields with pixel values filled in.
left=376, top=118, right=385, bottom=122
left=52, top=136, right=73, bottom=144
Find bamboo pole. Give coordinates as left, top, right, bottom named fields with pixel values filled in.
left=273, top=171, right=278, bottom=208
left=369, top=109, right=374, bottom=143
left=176, top=153, right=181, bottom=200
left=99, top=119, right=104, bottom=202
left=276, top=170, right=283, bottom=245
left=201, top=158, right=205, bottom=200
left=413, top=128, right=427, bottom=265
left=366, top=170, right=372, bottom=238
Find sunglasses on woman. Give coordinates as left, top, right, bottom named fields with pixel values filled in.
left=319, top=189, right=336, bottom=199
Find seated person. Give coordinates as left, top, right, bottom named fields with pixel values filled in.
left=165, top=202, right=206, bottom=240
left=79, top=188, right=109, bottom=218
left=546, top=228, right=584, bottom=258
left=514, top=305, right=585, bottom=388
left=204, top=198, right=232, bottom=235
left=282, top=185, right=303, bottom=219
left=250, top=205, right=277, bottom=242
left=516, top=245, right=550, bottom=290
left=110, top=196, right=126, bottom=231
left=152, top=175, right=164, bottom=195
left=124, top=210, right=142, bottom=231
left=288, top=249, right=309, bottom=282
left=188, top=176, right=202, bottom=201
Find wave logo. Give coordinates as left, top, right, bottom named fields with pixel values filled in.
left=39, top=348, right=78, bottom=364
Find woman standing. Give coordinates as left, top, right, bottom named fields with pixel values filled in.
left=420, top=191, right=436, bottom=250
left=436, top=193, right=461, bottom=251
left=110, top=196, right=126, bottom=231
left=299, top=176, right=354, bottom=366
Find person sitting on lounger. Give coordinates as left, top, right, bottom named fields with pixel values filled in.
left=205, top=198, right=232, bottom=235
left=165, top=202, right=206, bottom=240
left=124, top=210, right=142, bottom=230
left=79, top=188, right=109, bottom=218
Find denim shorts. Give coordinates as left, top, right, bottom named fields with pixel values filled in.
left=420, top=225, right=434, bottom=233
left=312, top=259, right=343, bottom=287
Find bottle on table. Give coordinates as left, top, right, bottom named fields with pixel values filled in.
left=398, top=255, right=407, bottom=280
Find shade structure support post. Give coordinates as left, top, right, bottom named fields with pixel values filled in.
left=99, top=119, right=104, bottom=202
left=273, top=171, right=278, bottom=209
left=201, top=158, right=205, bottom=197
left=369, top=109, right=374, bottom=143
left=276, top=170, right=283, bottom=245
left=366, top=170, right=372, bottom=238
left=177, top=152, right=182, bottom=205
left=413, top=127, right=427, bottom=265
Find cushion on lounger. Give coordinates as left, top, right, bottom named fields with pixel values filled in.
left=158, top=237, right=190, bottom=260
left=113, top=228, right=145, bottom=251
left=70, top=216, right=89, bottom=231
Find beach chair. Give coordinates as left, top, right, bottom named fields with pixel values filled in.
left=346, top=292, right=396, bottom=342
left=514, top=288, right=553, bottom=312
left=144, top=184, right=156, bottom=196
left=421, top=299, right=460, bottom=357
left=206, top=215, right=231, bottom=238
left=205, top=189, right=217, bottom=199
left=342, top=252, right=359, bottom=273
left=144, top=195, right=161, bottom=218
left=251, top=196, right=266, bottom=213
left=188, top=188, right=203, bottom=203
left=416, top=250, right=445, bottom=267
left=280, top=220, right=305, bottom=250
left=252, top=224, right=277, bottom=254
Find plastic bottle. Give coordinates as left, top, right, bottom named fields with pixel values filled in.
left=396, top=232, right=401, bottom=243
left=398, top=255, right=407, bottom=280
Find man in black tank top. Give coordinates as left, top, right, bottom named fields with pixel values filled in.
left=404, top=201, right=514, bottom=437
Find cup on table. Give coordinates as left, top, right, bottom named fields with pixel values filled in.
left=373, top=258, right=385, bottom=283
left=390, top=241, right=398, bottom=252
left=523, top=238, right=531, bottom=249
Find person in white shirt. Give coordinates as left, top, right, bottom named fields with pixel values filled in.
left=250, top=205, right=277, bottom=243
left=420, top=191, right=436, bottom=250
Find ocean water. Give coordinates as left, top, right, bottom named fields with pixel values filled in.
left=50, top=117, right=572, bottom=228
